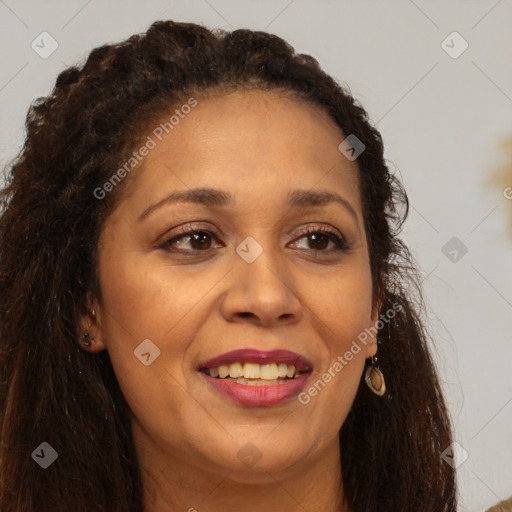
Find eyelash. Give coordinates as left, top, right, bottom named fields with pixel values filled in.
left=159, top=224, right=349, bottom=255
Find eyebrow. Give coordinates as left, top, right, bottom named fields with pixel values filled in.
left=138, top=187, right=359, bottom=222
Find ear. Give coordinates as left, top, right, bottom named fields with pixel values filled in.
left=365, top=299, right=381, bottom=359
left=78, top=295, right=106, bottom=353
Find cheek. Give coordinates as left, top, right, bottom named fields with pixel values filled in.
left=96, top=247, right=204, bottom=430
left=99, top=242, right=189, bottom=334
left=97, top=241, right=224, bottom=379
left=308, top=264, right=374, bottom=345
left=96, top=242, right=171, bottom=374
left=297, top=265, right=373, bottom=419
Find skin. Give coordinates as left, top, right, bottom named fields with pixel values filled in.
left=81, top=89, right=379, bottom=512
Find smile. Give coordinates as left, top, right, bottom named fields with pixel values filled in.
left=198, top=348, right=313, bottom=406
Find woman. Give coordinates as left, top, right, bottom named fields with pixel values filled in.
left=0, top=20, right=456, bottom=511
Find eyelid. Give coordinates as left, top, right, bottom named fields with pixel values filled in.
left=293, top=223, right=345, bottom=241
left=158, top=222, right=219, bottom=242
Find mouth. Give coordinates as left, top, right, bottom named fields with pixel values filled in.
left=197, top=348, right=313, bottom=406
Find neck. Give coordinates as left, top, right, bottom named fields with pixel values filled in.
left=134, top=423, right=350, bottom=512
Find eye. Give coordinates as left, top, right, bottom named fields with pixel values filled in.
left=159, top=224, right=349, bottom=255
left=159, top=224, right=222, bottom=254
left=290, top=226, right=349, bottom=253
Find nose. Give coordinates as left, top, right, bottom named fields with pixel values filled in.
left=220, top=243, right=303, bottom=327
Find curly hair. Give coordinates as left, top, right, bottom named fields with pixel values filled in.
left=0, top=20, right=456, bottom=511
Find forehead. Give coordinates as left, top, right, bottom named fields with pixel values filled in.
left=119, top=89, right=361, bottom=214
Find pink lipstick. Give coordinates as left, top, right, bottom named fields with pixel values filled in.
left=198, top=348, right=313, bottom=407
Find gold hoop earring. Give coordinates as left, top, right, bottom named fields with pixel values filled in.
left=365, top=356, right=386, bottom=396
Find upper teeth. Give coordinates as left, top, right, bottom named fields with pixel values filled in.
left=207, top=362, right=297, bottom=380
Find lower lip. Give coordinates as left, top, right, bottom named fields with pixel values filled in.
left=199, top=372, right=310, bottom=407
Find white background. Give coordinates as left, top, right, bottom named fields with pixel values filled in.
left=1, top=1, right=511, bottom=510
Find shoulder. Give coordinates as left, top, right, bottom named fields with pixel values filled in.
left=486, top=497, right=512, bottom=512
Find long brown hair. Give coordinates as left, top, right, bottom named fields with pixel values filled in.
left=0, top=20, right=456, bottom=511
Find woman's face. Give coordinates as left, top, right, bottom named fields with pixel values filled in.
left=86, top=89, right=378, bottom=479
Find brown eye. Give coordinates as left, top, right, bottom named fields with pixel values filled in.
left=185, top=231, right=213, bottom=251
left=162, top=230, right=218, bottom=252
left=306, top=232, right=330, bottom=251
left=291, top=226, right=349, bottom=253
